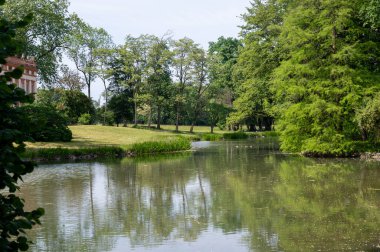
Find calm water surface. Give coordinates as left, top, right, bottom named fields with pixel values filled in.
left=21, top=139, right=380, bottom=252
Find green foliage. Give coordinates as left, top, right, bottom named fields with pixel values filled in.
left=1, top=0, right=72, bottom=84
left=355, top=92, right=380, bottom=142
left=78, top=113, right=91, bottom=125
left=108, top=91, right=133, bottom=126
left=19, top=104, right=72, bottom=142
left=200, top=133, right=223, bottom=141
left=228, top=0, right=282, bottom=130
left=101, top=110, right=115, bottom=126
left=23, top=146, right=125, bottom=161
left=223, top=132, right=249, bottom=140
left=66, top=14, right=113, bottom=98
left=129, top=137, right=191, bottom=154
left=36, top=88, right=95, bottom=124
left=0, top=2, right=43, bottom=250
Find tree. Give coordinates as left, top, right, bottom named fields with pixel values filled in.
left=1, top=0, right=72, bottom=85
left=172, top=37, right=197, bottom=132
left=228, top=0, right=283, bottom=131
left=208, top=36, right=241, bottom=108
left=57, top=65, right=85, bottom=91
left=146, top=36, right=173, bottom=129
left=108, top=91, right=133, bottom=127
left=273, top=0, right=380, bottom=155
left=0, top=3, right=44, bottom=250
left=36, top=88, right=95, bottom=125
left=187, top=47, right=210, bottom=133
left=66, top=15, right=113, bottom=98
left=120, top=35, right=155, bottom=126
left=93, top=47, right=115, bottom=125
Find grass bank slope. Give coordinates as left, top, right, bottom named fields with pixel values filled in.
left=26, top=125, right=181, bottom=149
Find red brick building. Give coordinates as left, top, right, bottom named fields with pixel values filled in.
left=2, top=56, right=37, bottom=94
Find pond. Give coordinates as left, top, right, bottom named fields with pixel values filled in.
left=21, top=139, right=380, bottom=252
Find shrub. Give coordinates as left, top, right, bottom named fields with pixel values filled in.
left=19, top=104, right=72, bottom=142
left=78, top=113, right=92, bottom=125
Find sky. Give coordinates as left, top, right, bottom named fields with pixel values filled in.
left=67, top=0, right=251, bottom=100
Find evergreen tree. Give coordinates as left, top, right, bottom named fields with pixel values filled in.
left=273, top=0, right=380, bottom=155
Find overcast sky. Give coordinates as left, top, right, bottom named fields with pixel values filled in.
left=68, top=0, right=250, bottom=48
left=67, top=0, right=251, bottom=100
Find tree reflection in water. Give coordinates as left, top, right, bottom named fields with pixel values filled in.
left=22, top=140, right=380, bottom=252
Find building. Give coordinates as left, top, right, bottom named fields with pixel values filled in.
left=2, top=56, right=37, bottom=94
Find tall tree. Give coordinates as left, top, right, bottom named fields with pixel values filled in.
left=66, top=15, right=113, bottom=98
left=273, top=0, right=380, bottom=155
left=93, top=46, right=115, bottom=124
left=146, top=36, right=173, bottom=129
left=187, top=47, right=210, bottom=133
left=172, top=37, right=197, bottom=132
left=120, top=35, right=155, bottom=126
left=1, top=0, right=72, bottom=84
left=208, top=36, right=241, bottom=108
left=228, top=0, right=284, bottom=131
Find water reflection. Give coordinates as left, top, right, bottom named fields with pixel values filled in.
left=21, top=140, right=380, bottom=252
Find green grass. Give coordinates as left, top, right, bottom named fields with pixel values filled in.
left=129, top=137, right=191, bottom=154
left=199, top=133, right=224, bottom=141
left=24, top=125, right=194, bottom=161
left=22, top=146, right=126, bottom=162
left=223, top=132, right=249, bottom=140
left=26, top=125, right=181, bottom=149
left=24, top=126, right=280, bottom=161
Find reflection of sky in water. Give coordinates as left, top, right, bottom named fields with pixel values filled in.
left=20, top=140, right=380, bottom=252
left=114, top=228, right=249, bottom=252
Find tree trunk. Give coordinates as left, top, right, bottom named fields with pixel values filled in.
left=157, top=106, right=161, bottom=129
left=148, top=106, right=152, bottom=128
left=211, top=125, right=214, bottom=134
left=175, top=108, right=180, bottom=132
left=190, top=122, right=195, bottom=133
left=134, top=99, right=137, bottom=126
left=102, top=79, right=108, bottom=126
left=87, top=83, right=91, bottom=99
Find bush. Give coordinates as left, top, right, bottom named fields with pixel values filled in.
left=78, top=113, right=92, bottom=125
left=19, top=104, right=72, bottom=142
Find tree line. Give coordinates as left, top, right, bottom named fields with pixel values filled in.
left=3, top=0, right=380, bottom=154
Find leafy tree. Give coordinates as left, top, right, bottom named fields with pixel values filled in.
left=273, top=0, right=380, bottom=155
left=36, top=88, right=95, bottom=124
left=0, top=3, right=44, bottom=250
left=120, top=35, right=155, bottom=126
left=66, top=15, right=113, bottom=98
left=208, top=36, right=241, bottom=108
left=19, top=104, right=72, bottom=142
left=108, top=91, right=133, bottom=127
left=1, top=0, right=72, bottom=84
left=172, top=37, right=197, bottom=131
left=146, top=36, right=173, bottom=129
left=228, top=0, right=283, bottom=131
left=187, top=47, right=210, bottom=133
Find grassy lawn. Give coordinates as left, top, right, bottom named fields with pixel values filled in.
left=25, top=124, right=229, bottom=150
left=26, top=125, right=182, bottom=149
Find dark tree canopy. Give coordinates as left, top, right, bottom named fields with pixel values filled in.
left=0, top=2, right=44, bottom=250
